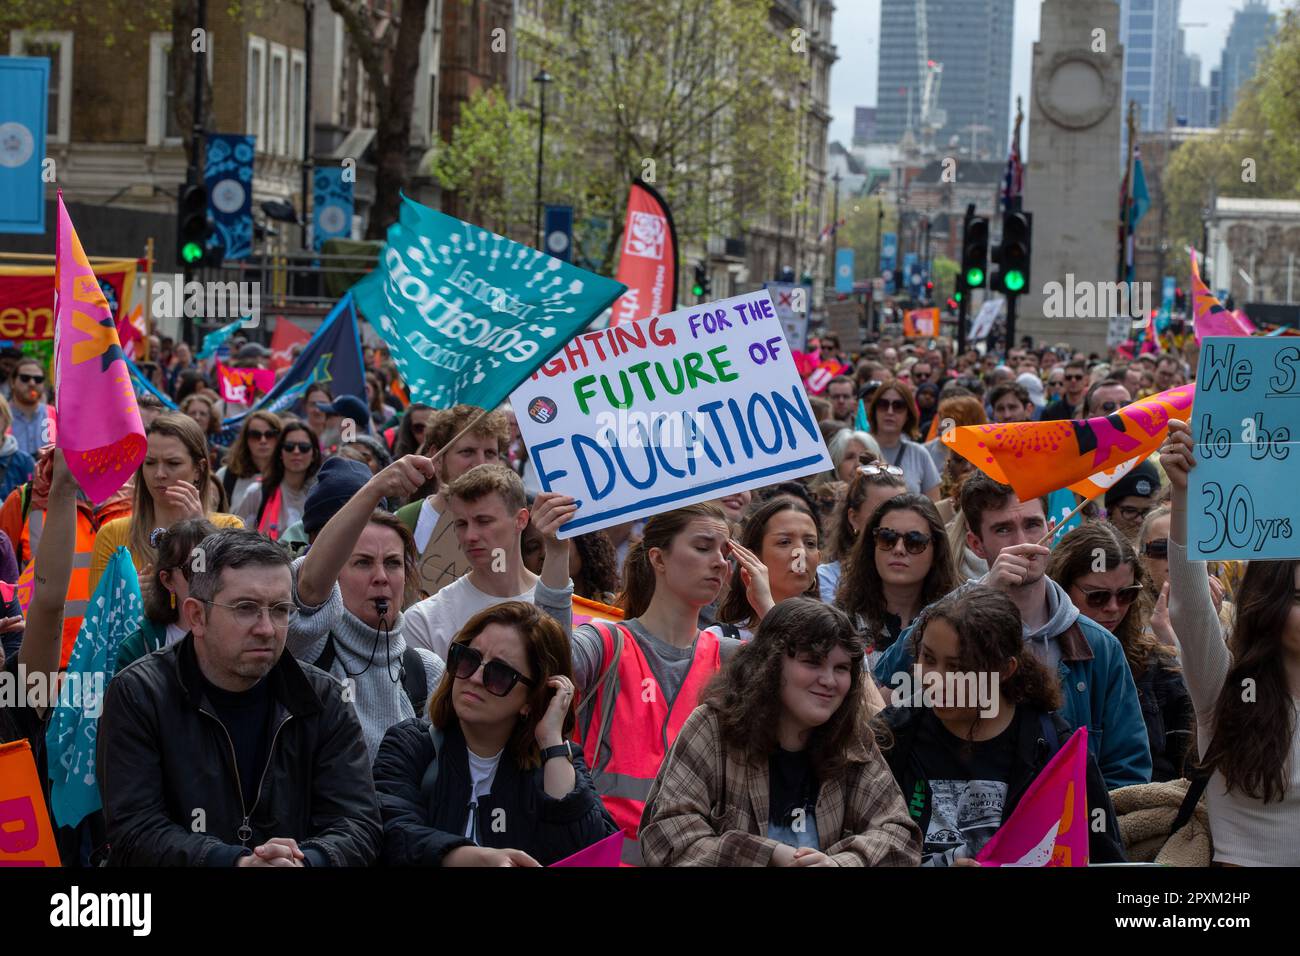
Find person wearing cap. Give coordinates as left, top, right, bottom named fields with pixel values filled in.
left=1015, top=372, right=1047, bottom=417
left=232, top=342, right=272, bottom=368
left=1104, top=459, right=1162, bottom=544
left=316, top=394, right=371, bottom=454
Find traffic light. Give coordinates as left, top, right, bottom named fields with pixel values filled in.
left=925, top=280, right=934, bottom=302
left=961, top=215, right=989, bottom=290
left=177, top=184, right=219, bottom=268
left=692, top=261, right=711, bottom=299
left=994, top=211, right=1032, bottom=295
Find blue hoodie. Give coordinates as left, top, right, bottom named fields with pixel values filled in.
left=873, top=576, right=1152, bottom=790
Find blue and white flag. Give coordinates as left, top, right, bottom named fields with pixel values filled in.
left=205, top=134, right=255, bottom=260
left=196, top=318, right=244, bottom=360
left=313, top=166, right=353, bottom=251
left=353, top=194, right=626, bottom=409
left=0, top=56, right=48, bottom=234
left=45, top=547, right=143, bottom=829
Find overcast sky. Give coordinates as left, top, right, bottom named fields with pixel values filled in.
left=827, top=0, right=1293, bottom=153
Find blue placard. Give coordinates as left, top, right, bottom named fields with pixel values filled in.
left=835, top=247, right=854, bottom=294
left=204, top=133, right=255, bottom=260
left=544, top=205, right=574, bottom=263
left=313, top=165, right=353, bottom=251
left=1162, top=275, right=1176, bottom=308
left=0, top=56, right=49, bottom=234
left=880, top=232, right=897, bottom=293
left=1188, top=337, right=1300, bottom=560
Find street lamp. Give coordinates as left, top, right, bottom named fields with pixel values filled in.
left=534, top=69, right=553, bottom=249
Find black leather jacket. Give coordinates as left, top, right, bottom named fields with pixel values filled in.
left=97, top=635, right=381, bottom=866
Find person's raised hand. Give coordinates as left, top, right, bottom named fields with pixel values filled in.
left=727, top=539, right=774, bottom=621
left=1208, top=574, right=1225, bottom=614
left=534, top=675, right=575, bottom=749
left=1159, top=419, right=1195, bottom=492
left=368, top=454, right=437, bottom=502
left=1150, top=581, right=1175, bottom=648
left=984, top=543, right=1050, bottom=592
left=531, top=492, right=578, bottom=553
left=162, top=480, right=205, bottom=519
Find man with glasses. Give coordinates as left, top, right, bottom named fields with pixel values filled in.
left=1040, top=360, right=1090, bottom=422
left=874, top=472, right=1151, bottom=790
left=826, top=376, right=857, bottom=424
left=9, top=358, right=50, bottom=457
left=1084, top=379, right=1132, bottom=418
left=99, top=529, right=382, bottom=866
left=1103, top=460, right=1161, bottom=543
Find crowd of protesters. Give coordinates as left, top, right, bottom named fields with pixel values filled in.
left=2, top=323, right=1295, bottom=869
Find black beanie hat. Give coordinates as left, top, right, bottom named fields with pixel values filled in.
left=1104, top=459, right=1161, bottom=510
left=302, top=457, right=374, bottom=536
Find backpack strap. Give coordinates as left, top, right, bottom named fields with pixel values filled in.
left=313, top=634, right=338, bottom=673
left=1170, top=772, right=1210, bottom=835
left=577, top=621, right=625, bottom=775
left=420, top=722, right=447, bottom=798
left=401, top=646, right=429, bottom=714
left=222, top=468, right=239, bottom=505
left=1038, top=712, right=1060, bottom=751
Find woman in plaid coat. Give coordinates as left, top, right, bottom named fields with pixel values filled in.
left=639, top=598, right=921, bottom=866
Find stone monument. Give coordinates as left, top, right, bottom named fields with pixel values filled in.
left=1018, top=0, right=1124, bottom=355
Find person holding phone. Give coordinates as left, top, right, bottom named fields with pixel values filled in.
left=90, top=414, right=244, bottom=594
left=373, top=601, right=616, bottom=866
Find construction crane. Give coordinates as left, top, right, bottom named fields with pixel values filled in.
left=911, top=0, right=945, bottom=155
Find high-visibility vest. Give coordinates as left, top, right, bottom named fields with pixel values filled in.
left=23, top=507, right=97, bottom=669
left=578, top=622, right=720, bottom=865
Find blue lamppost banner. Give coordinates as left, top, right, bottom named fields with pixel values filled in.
left=313, top=166, right=353, bottom=251
left=880, top=232, right=897, bottom=294
left=0, top=56, right=49, bottom=234
left=544, top=205, right=574, bottom=263
left=835, top=248, right=854, bottom=295
left=204, top=134, right=255, bottom=260
left=352, top=194, right=627, bottom=410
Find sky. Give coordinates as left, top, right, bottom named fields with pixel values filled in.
left=827, top=0, right=1293, bottom=155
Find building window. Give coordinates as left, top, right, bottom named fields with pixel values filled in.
left=269, top=44, right=287, bottom=155
left=149, top=33, right=214, bottom=147
left=10, top=30, right=72, bottom=143
left=289, top=49, right=306, bottom=158
left=248, top=35, right=267, bottom=147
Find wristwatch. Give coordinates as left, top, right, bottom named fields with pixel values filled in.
left=540, top=741, right=574, bottom=763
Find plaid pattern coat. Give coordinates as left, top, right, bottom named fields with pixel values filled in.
left=639, top=705, right=921, bottom=867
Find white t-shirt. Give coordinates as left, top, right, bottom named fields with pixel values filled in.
left=404, top=574, right=537, bottom=659
left=465, top=747, right=503, bottom=841
left=164, top=623, right=187, bottom=647
left=413, top=498, right=441, bottom=552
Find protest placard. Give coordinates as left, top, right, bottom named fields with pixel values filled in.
left=1188, top=337, right=1300, bottom=560
left=510, top=290, right=833, bottom=538
left=824, top=298, right=863, bottom=353
left=764, top=281, right=807, bottom=351
left=904, top=307, right=938, bottom=338
left=0, top=740, right=61, bottom=866
left=414, top=511, right=470, bottom=600
left=968, top=298, right=1003, bottom=342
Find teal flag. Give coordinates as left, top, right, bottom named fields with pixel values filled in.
left=46, top=547, right=143, bottom=828
left=196, top=317, right=244, bottom=360
left=353, top=194, right=626, bottom=409
left=855, top=398, right=870, bottom=433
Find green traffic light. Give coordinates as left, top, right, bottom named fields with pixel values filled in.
left=182, top=242, right=204, bottom=264
left=1003, top=270, right=1026, bottom=293
left=692, top=284, right=704, bottom=297
left=965, top=267, right=984, bottom=287
left=954, top=291, right=963, bottom=302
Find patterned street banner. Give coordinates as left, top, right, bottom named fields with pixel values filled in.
left=54, top=194, right=147, bottom=504
left=313, top=165, right=353, bottom=251
left=0, top=740, right=61, bottom=866
left=353, top=194, right=626, bottom=410
left=0, top=56, right=49, bottom=234
left=205, top=134, right=255, bottom=260
left=46, top=547, right=143, bottom=829
left=0, top=259, right=138, bottom=341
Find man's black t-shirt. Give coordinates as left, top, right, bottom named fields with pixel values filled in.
left=201, top=675, right=276, bottom=810
left=904, top=708, right=1023, bottom=865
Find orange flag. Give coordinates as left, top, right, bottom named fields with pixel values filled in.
left=946, top=384, right=1194, bottom=501
left=0, top=740, right=61, bottom=866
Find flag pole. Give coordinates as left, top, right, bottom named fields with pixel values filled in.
left=1118, top=101, right=1136, bottom=284
left=143, top=236, right=154, bottom=363
left=1037, top=491, right=1100, bottom=547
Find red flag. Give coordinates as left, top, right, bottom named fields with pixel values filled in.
left=611, top=182, right=677, bottom=327
left=269, top=318, right=311, bottom=372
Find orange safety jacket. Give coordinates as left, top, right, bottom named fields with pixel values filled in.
left=577, top=622, right=721, bottom=865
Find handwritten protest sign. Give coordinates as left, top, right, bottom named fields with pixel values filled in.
left=0, top=740, right=61, bottom=866
left=510, top=290, right=833, bottom=538
left=1189, top=337, right=1300, bottom=560
left=414, top=512, right=469, bottom=600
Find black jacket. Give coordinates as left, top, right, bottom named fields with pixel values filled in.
left=1135, top=655, right=1194, bottom=783
left=373, top=717, right=617, bottom=866
left=878, top=704, right=1126, bottom=864
left=98, top=635, right=381, bottom=866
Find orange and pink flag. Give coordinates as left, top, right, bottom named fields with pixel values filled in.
left=977, top=726, right=1089, bottom=867
left=1191, top=249, right=1253, bottom=342
left=945, top=383, right=1194, bottom=502
left=54, top=194, right=146, bottom=504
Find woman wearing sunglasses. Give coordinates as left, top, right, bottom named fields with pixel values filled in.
left=837, top=494, right=958, bottom=670
left=866, top=379, right=941, bottom=501
left=819, top=465, right=907, bottom=603
left=640, top=598, right=920, bottom=867
left=1139, top=506, right=1233, bottom=652
left=390, top=403, right=435, bottom=459
left=1048, top=522, right=1192, bottom=782
left=90, top=414, right=244, bottom=594
left=373, top=601, right=616, bottom=866
left=235, top=421, right=323, bottom=541
left=215, top=410, right=283, bottom=513
left=1160, top=418, right=1300, bottom=865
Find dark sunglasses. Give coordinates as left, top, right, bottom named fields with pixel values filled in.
left=875, top=398, right=908, bottom=414
left=448, top=642, right=535, bottom=697
left=1077, top=584, right=1143, bottom=609
left=1143, top=537, right=1168, bottom=559
left=247, top=428, right=280, bottom=442
left=411, top=422, right=427, bottom=435
left=17, top=373, right=44, bottom=384
left=282, top=440, right=314, bottom=453
left=1097, top=401, right=1123, bottom=414
left=1064, top=373, right=1086, bottom=381
left=873, top=527, right=933, bottom=554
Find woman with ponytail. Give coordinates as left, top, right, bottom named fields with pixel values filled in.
left=548, top=502, right=761, bottom=864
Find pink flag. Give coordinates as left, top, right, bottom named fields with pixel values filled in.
left=549, top=830, right=624, bottom=868
left=54, top=194, right=146, bottom=504
left=977, top=726, right=1089, bottom=867
left=1191, top=250, right=1253, bottom=342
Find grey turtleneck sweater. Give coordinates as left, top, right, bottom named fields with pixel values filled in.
left=287, top=556, right=445, bottom=760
